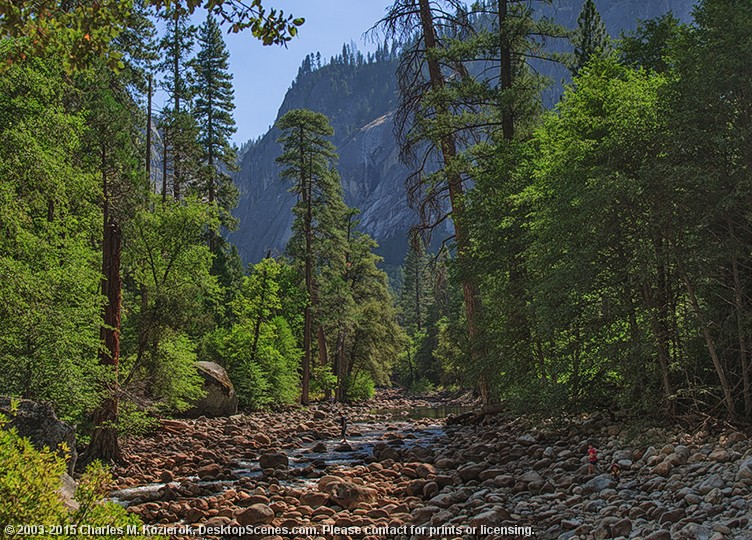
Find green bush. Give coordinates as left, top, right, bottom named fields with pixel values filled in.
left=150, top=333, right=206, bottom=413
left=408, top=377, right=435, bottom=396
left=345, top=373, right=375, bottom=402
left=206, top=316, right=300, bottom=409
left=117, top=401, right=159, bottom=439
left=310, top=364, right=337, bottom=400
left=0, top=415, right=161, bottom=539
left=232, top=357, right=271, bottom=410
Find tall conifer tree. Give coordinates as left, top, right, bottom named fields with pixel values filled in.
left=192, top=14, right=239, bottom=229
left=276, top=109, right=345, bottom=405
left=572, top=0, right=610, bottom=75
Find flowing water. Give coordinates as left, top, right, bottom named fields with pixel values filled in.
left=109, top=404, right=466, bottom=506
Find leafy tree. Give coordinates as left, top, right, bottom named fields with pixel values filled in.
left=666, top=0, right=752, bottom=418
left=332, top=216, right=406, bottom=401
left=204, top=258, right=302, bottom=409
left=398, top=239, right=434, bottom=336
left=0, top=0, right=304, bottom=71
left=122, top=196, right=220, bottom=398
left=619, top=13, right=684, bottom=73
left=0, top=43, right=102, bottom=423
left=527, top=57, right=673, bottom=413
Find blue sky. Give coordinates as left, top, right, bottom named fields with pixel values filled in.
left=220, top=0, right=394, bottom=146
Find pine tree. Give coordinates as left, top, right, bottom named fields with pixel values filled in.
left=399, top=239, right=434, bottom=335
left=276, top=109, right=345, bottom=405
left=192, top=14, right=239, bottom=229
left=572, top=0, right=610, bottom=75
left=158, top=5, right=198, bottom=199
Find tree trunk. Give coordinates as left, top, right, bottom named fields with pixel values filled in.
left=317, top=325, right=332, bottom=400
left=682, top=271, right=735, bottom=418
left=335, top=328, right=347, bottom=402
left=87, top=220, right=123, bottom=463
left=417, top=0, right=488, bottom=403
left=172, top=9, right=181, bottom=200
left=301, top=147, right=313, bottom=406
left=162, top=126, right=168, bottom=204
left=498, top=0, right=514, bottom=140
left=146, top=73, right=152, bottom=187
left=250, top=262, right=269, bottom=363
left=729, top=221, right=751, bottom=416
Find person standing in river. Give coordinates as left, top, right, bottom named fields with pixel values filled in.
left=340, top=414, right=348, bottom=442
left=587, top=442, right=598, bottom=474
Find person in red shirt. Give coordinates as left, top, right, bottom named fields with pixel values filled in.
left=587, top=443, right=598, bottom=474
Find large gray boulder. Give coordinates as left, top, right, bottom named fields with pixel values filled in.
left=0, top=397, right=77, bottom=474
left=183, top=362, right=238, bottom=418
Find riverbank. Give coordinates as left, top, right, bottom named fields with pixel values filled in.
left=111, top=392, right=752, bottom=539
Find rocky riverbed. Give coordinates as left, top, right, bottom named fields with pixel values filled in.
left=111, top=392, right=752, bottom=540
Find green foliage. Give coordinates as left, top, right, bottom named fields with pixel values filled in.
left=619, top=14, right=685, bottom=73
left=310, top=364, right=337, bottom=399
left=0, top=415, right=158, bottom=539
left=120, top=197, right=220, bottom=414
left=204, top=259, right=302, bottom=409
left=116, top=401, right=160, bottom=439
left=150, top=334, right=206, bottom=413
left=407, top=377, right=435, bottom=396
left=0, top=42, right=103, bottom=423
left=344, top=372, right=375, bottom=402
left=0, top=1, right=304, bottom=72
left=192, top=14, right=239, bottom=229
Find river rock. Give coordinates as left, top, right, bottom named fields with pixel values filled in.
left=696, top=474, right=723, bottom=495
left=582, top=474, right=616, bottom=494
left=259, top=452, right=289, bottom=469
left=708, top=448, right=730, bottom=463
left=183, top=362, right=238, bottom=418
left=59, top=473, right=79, bottom=511
left=736, top=457, right=752, bottom=481
left=323, top=481, right=378, bottom=510
left=653, top=460, right=673, bottom=477
left=415, top=463, right=436, bottom=478
left=311, top=442, right=327, bottom=453
left=236, top=503, right=274, bottom=526
left=676, top=523, right=712, bottom=540
left=0, top=397, right=77, bottom=474
left=299, top=492, right=329, bottom=508
left=644, top=530, right=672, bottom=540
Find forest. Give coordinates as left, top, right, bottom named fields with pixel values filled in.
left=2, top=0, right=752, bottom=528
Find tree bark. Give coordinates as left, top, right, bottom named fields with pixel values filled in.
left=146, top=73, right=152, bottom=187
left=498, top=0, right=514, bottom=140
left=301, top=129, right=312, bottom=405
left=682, top=271, right=736, bottom=418
left=87, top=220, right=123, bottom=463
left=417, top=0, right=488, bottom=403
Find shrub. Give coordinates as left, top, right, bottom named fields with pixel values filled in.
left=310, top=364, right=337, bottom=400
left=117, top=401, right=159, bottom=439
left=0, top=414, right=162, bottom=539
left=408, top=377, right=435, bottom=396
left=150, top=333, right=206, bottom=413
left=345, top=373, right=375, bottom=402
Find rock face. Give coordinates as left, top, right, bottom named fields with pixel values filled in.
left=0, top=397, right=77, bottom=474
left=183, top=362, right=238, bottom=418
left=229, top=0, right=694, bottom=268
